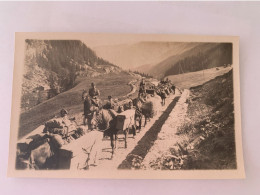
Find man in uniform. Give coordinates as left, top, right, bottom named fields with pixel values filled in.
left=105, top=95, right=115, bottom=110
left=88, top=82, right=100, bottom=107
left=133, top=98, right=143, bottom=130
left=60, top=108, right=77, bottom=138
left=171, top=84, right=176, bottom=94
left=82, top=83, right=100, bottom=129
left=89, top=82, right=100, bottom=98
left=139, top=79, right=146, bottom=98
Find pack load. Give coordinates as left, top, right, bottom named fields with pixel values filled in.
left=49, top=133, right=65, bottom=148
left=43, top=118, right=64, bottom=134
left=116, top=109, right=136, bottom=130
left=142, top=101, right=156, bottom=118
left=146, top=89, right=155, bottom=97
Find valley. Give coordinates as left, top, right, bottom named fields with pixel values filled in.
left=16, top=38, right=236, bottom=172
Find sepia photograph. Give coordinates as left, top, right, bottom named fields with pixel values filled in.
left=8, top=33, right=244, bottom=179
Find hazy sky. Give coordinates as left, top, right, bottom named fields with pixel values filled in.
left=80, top=33, right=203, bottom=48
left=81, top=34, right=142, bottom=48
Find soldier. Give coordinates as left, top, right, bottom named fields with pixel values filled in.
left=82, top=84, right=100, bottom=129
left=105, top=95, right=115, bottom=110
left=171, top=84, right=176, bottom=94
left=89, top=82, right=100, bottom=99
left=88, top=82, right=100, bottom=107
left=60, top=108, right=77, bottom=138
left=134, top=99, right=143, bottom=130
left=161, top=88, right=167, bottom=106
left=83, top=95, right=92, bottom=128
left=139, top=79, right=146, bottom=98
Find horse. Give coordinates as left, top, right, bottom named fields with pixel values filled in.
left=91, top=108, right=136, bottom=159
left=171, top=84, right=176, bottom=94
left=90, top=109, right=118, bottom=158
left=146, top=89, right=155, bottom=97
left=156, top=89, right=167, bottom=106
left=16, top=134, right=61, bottom=170
left=132, top=96, right=149, bottom=130
left=132, top=96, right=157, bottom=129
left=83, top=94, right=102, bottom=129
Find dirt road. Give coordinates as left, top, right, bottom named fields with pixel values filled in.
left=90, top=90, right=182, bottom=170
left=142, top=89, right=190, bottom=169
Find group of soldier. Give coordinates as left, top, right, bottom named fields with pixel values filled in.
left=81, top=79, right=148, bottom=130
left=81, top=78, right=175, bottom=130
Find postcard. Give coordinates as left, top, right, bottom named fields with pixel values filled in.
left=8, top=33, right=244, bottom=179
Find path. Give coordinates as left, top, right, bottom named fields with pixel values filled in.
left=89, top=91, right=181, bottom=170
left=142, top=89, right=190, bottom=169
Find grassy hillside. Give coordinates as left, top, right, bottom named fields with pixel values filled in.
left=149, top=43, right=232, bottom=78
left=22, top=40, right=119, bottom=111
left=166, top=66, right=232, bottom=89
left=18, top=71, right=138, bottom=139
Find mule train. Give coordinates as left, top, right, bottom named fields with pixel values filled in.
left=16, top=80, right=176, bottom=170
left=86, top=94, right=157, bottom=159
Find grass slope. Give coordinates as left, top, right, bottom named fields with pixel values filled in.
left=18, top=71, right=137, bottom=139
left=149, top=43, right=232, bottom=78
left=167, top=66, right=232, bottom=89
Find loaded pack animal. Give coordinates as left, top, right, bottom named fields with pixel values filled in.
left=132, top=96, right=157, bottom=130
left=91, top=93, right=158, bottom=159
left=138, top=79, right=147, bottom=98
left=171, top=84, right=176, bottom=94
left=82, top=91, right=122, bottom=158
left=82, top=92, right=102, bottom=130
left=146, top=89, right=155, bottom=97
left=91, top=108, right=136, bottom=159
left=16, top=133, right=63, bottom=170
left=157, top=89, right=167, bottom=106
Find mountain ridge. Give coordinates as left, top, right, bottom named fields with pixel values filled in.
left=22, top=40, right=120, bottom=111
left=147, top=42, right=232, bottom=78
left=93, top=41, right=201, bottom=70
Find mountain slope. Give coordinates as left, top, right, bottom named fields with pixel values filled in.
left=22, top=40, right=119, bottom=111
left=94, top=42, right=201, bottom=70
left=19, top=71, right=137, bottom=139
left=148, top=43, right=232, bottom=78
left=181, top=69, right=236, bottom=169
left=145, top=69, right=236, bottom=170
left=166, top=66, right=233, bottom=89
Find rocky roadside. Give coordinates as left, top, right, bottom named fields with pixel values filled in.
left=141, top=70, right=236, bottom=170
left=141, top=89, right=190, bottom=170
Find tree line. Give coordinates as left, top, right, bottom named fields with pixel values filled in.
left=131, top=70, right=154, bottom=78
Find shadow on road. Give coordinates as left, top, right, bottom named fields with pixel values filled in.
left=118, top=96, right=180, bottom=169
